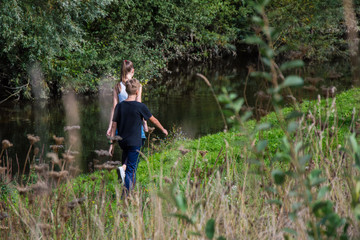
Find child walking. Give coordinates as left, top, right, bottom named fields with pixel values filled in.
left=109, top=78, right=168, bottom=191
left=107, top=60, right=147, bottom=182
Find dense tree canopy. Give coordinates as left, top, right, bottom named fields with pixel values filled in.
left=0, top=0, right=358, bottom=99
left=0, top=0, right=251, bottom=98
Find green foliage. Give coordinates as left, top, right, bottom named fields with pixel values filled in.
left=1, top=0, right=358, bottom=98
left=348, top=133, right=360, bottom=221
left=231, top=1, right=357, bottom=238
left=267, top=0, right=359, bottom=62
left=0, top=0, right=114, bottom=95
left=0, top=0, right=253, bottom=98
left=205, top=218, right=215, bottom=239
left=158, top=183, right=225, bottom=239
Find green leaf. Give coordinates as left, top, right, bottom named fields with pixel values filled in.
left=205, top=218, right=215, bottom=239
left=245, top=36, right=264, bottom=45
left=281, top=136, right=291, bottom=152
left=256, top=122, right=272, bottom=131
left=262, top=0, right=271, bottom=6
left=309, top=169, right=325, bottom=187
left=229, top=93, right=237, bottom=101
left=252, top=16, right=263, bottom=25
left=217, top=236, right=226, bottom=240
left=253, top=4, right=264, bottom=14
left=309, top=169, right=322, bottom=178
left=232, top=98, right=244, bottom=113
left=272, top=169, right=286, bottom=185
left=262, top=57, right=271, bottom=67
left=280, top=60, right=304, bottom=71
left=287, top=121, right=298, bottom=133
left=285, top=111, right=304, bottom=120
left=223, top=109, right=234, bottom=118
left=256, top=140, right=268, bottom=152
left=250, top=71, right=272, bottom=81
left=175, top=194, right=187, bottom=213
left=291, top=202, right=302, bottom=211
left=218, top=94, right=230, bottom=104
left=289, top=212, right=297, bottom=221
left=311, top=200, right=332, bottom=218
left=349, top=133, right=358, bottom=151
left=268, top=87, right=280, bottom=94
left=263, top=48, right=274, bottom=58
left=281, top=76, right=304, bottom=88
left=241, top=111, right=252, bottom=122
left=294, top=141, right=303, bottom=154
left=299, top=154, right=311, bottom=167
left=317, top=186, right=329, bottom=200
left=354, top=204, right=360, bottom=221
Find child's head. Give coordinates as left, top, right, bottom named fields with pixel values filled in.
left=121, top=60, right=134, bottom=82
left=125, top=78, right=140, bottom=95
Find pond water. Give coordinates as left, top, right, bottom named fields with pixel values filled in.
left=0, top=55, right=352, bottom=173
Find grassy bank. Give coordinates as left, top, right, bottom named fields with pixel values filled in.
left=1, top=87, right=360, bottom=239
left=2, top=0, right=360, bottom=238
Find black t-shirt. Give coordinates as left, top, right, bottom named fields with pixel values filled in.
left=113, top=101, right=152, bottom=146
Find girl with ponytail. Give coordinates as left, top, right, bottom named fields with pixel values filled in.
left=107, top=60, right=148, bottom=183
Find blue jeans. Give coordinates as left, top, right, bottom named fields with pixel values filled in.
left=119, top=143, right=141, bottom=191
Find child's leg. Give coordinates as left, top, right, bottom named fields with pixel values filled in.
left=121, top=147, right=128, bottom=166
left=117, top=144, right=128, bottom=183
left=124, top=146, right=141, bottom=191
left=119, top=144, right=128, bottom=171
left=119, top=144, right=127, bottom=171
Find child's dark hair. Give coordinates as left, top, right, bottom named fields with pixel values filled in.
left=116, top=60, right=134, bottom=94
left=125, top=78, right=140, bottom=95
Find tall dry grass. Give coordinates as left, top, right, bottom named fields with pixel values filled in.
left=1, top=96, right=360, bottom=239
left=1, top=0, right=360, bottom=239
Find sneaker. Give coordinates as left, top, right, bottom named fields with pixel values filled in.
left=116, top=166, right=125, bottom=184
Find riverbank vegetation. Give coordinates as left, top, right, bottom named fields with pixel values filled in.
left=2, top=86, right=360, bottom=239
left=1, top=0, right=360, bottom=239
left=1, top=0, right=359, bottom=99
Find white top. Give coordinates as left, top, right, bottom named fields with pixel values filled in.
left=118, top=82, right=128, bottom=102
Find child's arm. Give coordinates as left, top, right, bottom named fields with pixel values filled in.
left=136, top=84, right=142, bottom=102
left=137, top=84, right=149, bottom=132
left=149, top=116, right=168, bottom=136
left=107, top=88, right=119, bottom=135
left=143, top=119, right=148, bottom=132
left=108, top=121, right=117, bottom=156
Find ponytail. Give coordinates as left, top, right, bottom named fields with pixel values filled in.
left=116, top=60, right=134, bottom=95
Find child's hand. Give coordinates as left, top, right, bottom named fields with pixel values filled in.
left=109, top=144, right=114, bottom=156
left=106, top=127, right=112, bottom=136
left=162, top=129, right=168, bottom=136
left=143, top=120, right=149, bottom=132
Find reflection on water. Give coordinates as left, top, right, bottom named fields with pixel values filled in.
left=0, top=55, right=353, bottom=173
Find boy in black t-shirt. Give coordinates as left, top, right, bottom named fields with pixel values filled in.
left=109, top=79, right=168, bottom=191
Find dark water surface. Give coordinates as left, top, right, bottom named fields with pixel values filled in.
left=0, top=56, right=352, bottom=173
